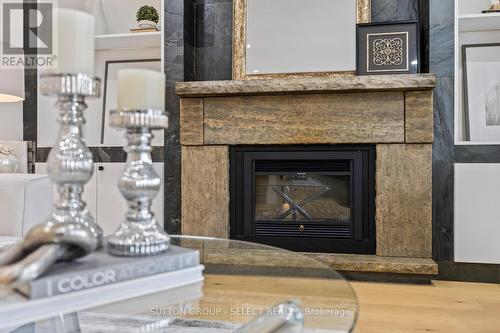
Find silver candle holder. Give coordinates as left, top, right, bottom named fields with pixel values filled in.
left=106, top=109, right=170, bottom=256
left=40, top=73, right=103, bottom=241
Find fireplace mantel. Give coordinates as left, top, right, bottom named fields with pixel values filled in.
left=177, top=74, right=435, bottom=146
left=176, top=74, right=437, bottom=275
left=176, top=74, right=436, bottom=97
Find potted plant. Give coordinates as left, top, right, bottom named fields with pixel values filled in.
left=136, top=5, right=159, bottom=29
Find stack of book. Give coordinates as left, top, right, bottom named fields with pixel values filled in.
left=0, top=245, right=203, bottom=330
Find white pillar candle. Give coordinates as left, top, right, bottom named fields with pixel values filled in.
left=117, top=69, right=165, bottom=110
left=56, top=9, right=95, bottom=75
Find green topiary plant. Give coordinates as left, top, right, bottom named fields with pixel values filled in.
left=136, top=5, right=159, bottom=23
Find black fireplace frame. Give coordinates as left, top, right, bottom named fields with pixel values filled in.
left=230, top=145, right=376, bottom=254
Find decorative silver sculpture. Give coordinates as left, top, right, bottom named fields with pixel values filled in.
left=106, top=109, right=170, bottom=256
left=40, top=73, right=103, bottom=240
left=0, top=222, right=98, bottom=284
left=0, top=73, right=102, bottom=285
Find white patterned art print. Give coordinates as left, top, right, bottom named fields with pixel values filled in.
left=463, top=44, right=500, bottom=141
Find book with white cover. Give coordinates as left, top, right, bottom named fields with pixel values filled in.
left=16, top=245, right=199, bottom=299
left=0, top=265, right=204, bottom=330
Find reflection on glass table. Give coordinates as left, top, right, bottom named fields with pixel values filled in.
left=6, top=236, right=358, bottom=333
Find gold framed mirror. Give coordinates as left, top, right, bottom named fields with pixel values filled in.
left=233, top=0, right=371, bottom=80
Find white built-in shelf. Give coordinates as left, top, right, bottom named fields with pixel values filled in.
left=95, top=32, right=161, bottom=51
left=458, top=13, right=500, bottom=32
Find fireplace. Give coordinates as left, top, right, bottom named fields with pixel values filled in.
left=230, top=146, right=375, bottom=254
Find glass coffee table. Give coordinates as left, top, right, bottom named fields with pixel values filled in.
left=4, top=236, right=358, bottom=333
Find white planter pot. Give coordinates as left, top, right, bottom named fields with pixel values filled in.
left=137, top=20, right=157, bottom=29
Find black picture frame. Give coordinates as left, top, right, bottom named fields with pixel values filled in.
left=100, top=58, right=162, bottom=144
left=356, top=21, right=420, bottom=75
left=462, top=43, right=500, bottom=141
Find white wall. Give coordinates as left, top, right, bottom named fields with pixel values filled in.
left=0, top=102, right=23, bottom=141
left=455, top=163, right=500, bottom=264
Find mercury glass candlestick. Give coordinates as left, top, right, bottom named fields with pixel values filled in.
left=40, top=73, right=103, bottom=240
left=106, top=108, right=170, bottom=256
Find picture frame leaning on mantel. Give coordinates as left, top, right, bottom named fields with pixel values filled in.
left=356, top=21, right=420, bottom=76
left=232, top=0, right=371, bottom=80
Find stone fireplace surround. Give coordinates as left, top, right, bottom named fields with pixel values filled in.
left=176, top=74, right=437, bottom=276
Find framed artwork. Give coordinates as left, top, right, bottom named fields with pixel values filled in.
left=462, top=43, right=500, bottom=141
left=101, top=58, right=162, bottom=146
left=232, top=0, right=371, bottom=80
left=356, top=21, right=419, bottom=75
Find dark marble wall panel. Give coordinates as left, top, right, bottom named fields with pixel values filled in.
left=187, top=0, right=233, bottom=81
left=23, top=68, right=37, bottom=144
left=429, top=0, right=454, bottom=77
left=429, top=0, right=454, bottom=261
left=164, top=0, right=185, bottom=234
left=438, top=262, right=500, bottom=284
left=184, top=0, right=196, bottom=81
left=455, top=146, right=500, bottom=163
left=371, top=0, right=418, bottom=22
left=418, top=0, right=430, bottom=73
left=431, top=76, right=454, bottom=261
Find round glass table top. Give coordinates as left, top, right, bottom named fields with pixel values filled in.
left=3, top=236, right=358, bottom=333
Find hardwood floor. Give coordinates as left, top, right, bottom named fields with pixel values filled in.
left=352, top=280, right=500, bottom=333
left=201, top=275, right=500, bottom=332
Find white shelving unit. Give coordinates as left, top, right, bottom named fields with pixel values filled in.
left=458, top=13, right=500, bottom=32
left=37, top=0, right=164, bottom=147
left=95, top=31, right=162, bottom=50
left=454, top=1, right=500, bottom=266
left=454, top=0, right=500, bottom=145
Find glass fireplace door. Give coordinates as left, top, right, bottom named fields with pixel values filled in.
left=230, top=146, right=375, bottom=254
left=255, top=173, right=352, bottom=223
left=252, top=158, right=357, bottom=240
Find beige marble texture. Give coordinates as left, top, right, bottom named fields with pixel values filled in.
left=180, top=98, right=204, bottom=145
left=203, top=92, right=405, bottom=145
left=201, top=248, right=438, bottom=275
left=176, top=74, right=436, bottom=97
left=181, top=146, right=230, bottom=238
left=376, top=144, right=433, bottom=258
left=405, top=90, right=434, bottom=143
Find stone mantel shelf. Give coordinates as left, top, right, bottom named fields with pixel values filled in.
left=175, top=74, right=436, bottom=97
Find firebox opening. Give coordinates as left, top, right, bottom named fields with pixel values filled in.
left=230, top=145, right=376, bottom=254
